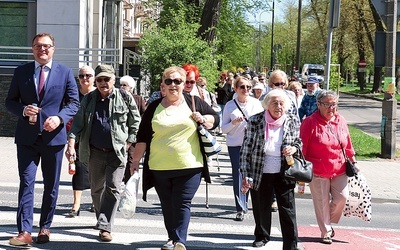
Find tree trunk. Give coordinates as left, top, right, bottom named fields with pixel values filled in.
left=197, top=0, right=222, bottom=43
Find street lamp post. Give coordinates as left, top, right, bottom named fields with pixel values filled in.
left=270, top=0, right=275, bottom=70
left=257, top=10, right=268, bottom=73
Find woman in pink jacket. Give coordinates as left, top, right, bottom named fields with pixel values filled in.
left=300, top=90, right=358, bottom=245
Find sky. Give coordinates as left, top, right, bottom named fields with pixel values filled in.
left=246, top=1, right=286, bottom=28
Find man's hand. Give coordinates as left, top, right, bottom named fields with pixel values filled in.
left=24, top=104, right=41, bottom=117
left=43, top=116, right=61, bottom=132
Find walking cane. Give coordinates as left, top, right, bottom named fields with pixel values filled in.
left=205, top=182, right=209, bottom=209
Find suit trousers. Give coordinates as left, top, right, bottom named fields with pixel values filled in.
left=250, top=173, right=298, bottom=250
left=89, top=147, right=125, bottom=233
left=152, top=168, right=202, bottom=245
left=16, top=136, right=65, bottom=232
left=309, top=174, right=348, bottom=237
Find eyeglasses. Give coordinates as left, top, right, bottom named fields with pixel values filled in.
left=96, top=77, right=112, bottom=83
left=319, top=102, right=337, bottom=108
left=33, top=44, right=54, bottom=50
left=239, top=85, right=252, bottom=90
left=273, top=82, right=285, bottom=87
left=78, top=74, right=93, bottom=79
left=120, top=84, right=128, bottom=87
left=185, top=80, right=196, bottom=85
left=164, top=78, right=182, bottom=85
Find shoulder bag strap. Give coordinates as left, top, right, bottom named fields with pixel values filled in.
left=233, top=99, right=248, bottom=122
left=328, top=123, right=348, bottom=160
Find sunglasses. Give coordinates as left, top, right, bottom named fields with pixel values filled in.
left=120, top=84, right=128, bottom=87
left=239, top=85, right=252, bottom=90
left=273, top=82, right=285, bottom=87
left=185, top=80, right=196, bottom=85
left=96, top=77, right=111, bottom=83
left=164, top=78, right=182, bottom=85
left=78, top=74, right=93, bottom=79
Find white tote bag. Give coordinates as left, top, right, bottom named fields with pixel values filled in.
left=343, top=173, right=372, bottom=222
left=119, top=171, right=140, bottom=219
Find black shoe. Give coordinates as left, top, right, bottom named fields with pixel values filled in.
left=330, top=227, right=335, bottom=238
left=89, top=204, right=95, bottom=213
left=252, top=239, right=267, bottom=247
left=69, top=209, right=80, bottom=217
left=234, top=211, right=244, bottom=221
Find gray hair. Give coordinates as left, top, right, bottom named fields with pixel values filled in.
left=120, top=75, right=136, bottom=90
left=316, top=90, right=338, bottom=103
left=79, top=65, right=94, bottom=75
left=262, top=89, right=291, bottom=111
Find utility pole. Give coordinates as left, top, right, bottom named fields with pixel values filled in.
left=325, top=0, right=341, bottom=90
left=381, top=0, right=397, bottom=159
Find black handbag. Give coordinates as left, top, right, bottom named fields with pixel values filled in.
left=282, top=149, right=313, bottom=183
left=345, top=158, right=357, bottom=177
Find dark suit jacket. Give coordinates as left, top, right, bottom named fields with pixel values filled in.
left=5, top=61, right=80, bottom=146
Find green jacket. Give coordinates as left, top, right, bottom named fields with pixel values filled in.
left=68, top=88, right=141, bottom=164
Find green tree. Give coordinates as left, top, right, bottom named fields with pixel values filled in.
left=139, top=9, right=217, bottom=92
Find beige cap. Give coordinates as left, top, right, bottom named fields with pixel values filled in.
left=95, top=65, right=115, bottom=78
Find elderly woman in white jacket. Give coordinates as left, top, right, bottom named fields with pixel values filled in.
left=221, top=76, right=263, bottom=221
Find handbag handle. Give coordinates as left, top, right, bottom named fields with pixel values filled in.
left=191, top=95, right=197, bottom=112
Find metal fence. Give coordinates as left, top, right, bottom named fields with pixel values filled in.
left=0, top=46, right=121, bottom=76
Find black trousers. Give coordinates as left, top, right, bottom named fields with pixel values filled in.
left=250, top=173, right=298, bottom=250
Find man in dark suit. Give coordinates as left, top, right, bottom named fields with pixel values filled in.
left=5, top=33, right=79, bottom=246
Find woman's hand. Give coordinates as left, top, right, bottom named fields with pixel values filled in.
left=129, top=161, right=140, bottom=175
left=232, top=116, right=244, bottom=125
left=65, top=146, right=76, bottom=161
left=282, top=145, right=296, bottom=156
left=191, top=111, right=204, bottom=124
left=241, top=177, right=253, bottom=194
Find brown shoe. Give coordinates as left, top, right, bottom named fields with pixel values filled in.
left=99, top=230, right=112, bottom=242
left=36, top=228, right=50, bottom=244
left=9, top=231, right=33, bottom=246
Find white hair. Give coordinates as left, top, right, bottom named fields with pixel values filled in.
left=120, top=75, right=136, bottom=90
left=262, top=89, right=291, bottom=111
left=79, top=65, right=94, bottom=75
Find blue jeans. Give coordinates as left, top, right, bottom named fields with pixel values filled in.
left=153, top=168, right=202, bottom=244
left=228, top=146, right=248, bottom=212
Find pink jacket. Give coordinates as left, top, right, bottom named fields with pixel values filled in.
left=300, top=111, right=355, bottom=178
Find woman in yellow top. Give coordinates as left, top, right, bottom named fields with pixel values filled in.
left=130, top=66, right=219, bottom=250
